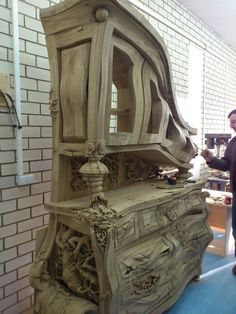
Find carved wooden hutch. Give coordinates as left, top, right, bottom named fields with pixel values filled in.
left=29, top=1, right=213, bottom=313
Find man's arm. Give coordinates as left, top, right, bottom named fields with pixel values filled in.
left=201, top=148, right=230, bottom=171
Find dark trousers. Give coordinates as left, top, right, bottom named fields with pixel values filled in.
left=232, top=192, right=236, bottom=256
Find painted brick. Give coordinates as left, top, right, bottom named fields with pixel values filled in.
left=0, top=271, right=17, bottom=288
left=0, top=46, right=8, bottom=60
left=27, top=66, right=50, bottom=81
left=21, top=77, right=37, bottom=90
left=3, top=297, right=31, bottom=314
left=31, top=181, right=51, bottom=195
left=0, top=113, right=12, bottom=125
left=41, top=104, right=50, bottom=115
left=21, top=115, right=29, bottom=127
left=0, top=247, right=17, bottom=264
left=29, top=138, right=52, bottom=149
left=30, top=159, right=52, bottom=172
left=17, top=264, right=31, bottom=279
left=0, top=6, right=11, bottom=22
left=18, top=194, right=43, bottom=210
left=20, top=88, right=27, bottom=102
left=31, top=204, right=48, bottom=217
left=0, top=152, right=15, bottom=164
left=0, top=264, right=3, bottom=276
left=0, top=224, right=17, bottom=240
left=0, top=288, right=3, bottom=300
left=25, top=15, right=44, bottom=32
left=44, top=191, right=51, bottom=203
left=38, top=33, right=46, bottom=45
left=5, top=276, right=29, bottom=297
left=0, top=176, right=15, bottom=189
left=5, top=253, right=32, bottom=272
left=20, top=52, right=36, bottom=66
left=0, top=162, right=29, bottom=176
left=18, top=285, right=34, bottom=301
left=23, top=149, right=41, bottom=161
left=38, top=80, right=50, bottom=92
left=41, top=127, right=52, bottom=138
left=0, top=126, right=14, bottom=138
left=0, top=33, right=12, bottom=49
left=19, top=26, right=37, bottom=42
left=0, top=60, right=13, bottom=73
left=18, top=216, right=43, bottom=233
left=22, top=102, right=40, bottom=114
left=37, top=56, right=49, bottom=69
left=3, top=208, right=30, bottom=225
left=18, top=240, right=36, bottom=256
left=26, top=0, right=49, bottom=8
left=0, top=200, right=17, bottom=214
left=29, top=115, right=51, bottom=126
left=42, top=148, right=52, bottom=159
left=1, top=186, right=30, bottom=201
left=42, top=170, right=51, bottom=182
left=0, top=19, right=9, bottom=34
left=18, top=1, right=36, bottom=18
left=5, top=231, right=32, bottom=249
left=22, top=126, right=41, bottom=138
left=28, top=91, right=49, bottom=103
left=26, top=41, right=47, bottom=58
left=25, top=172, right=42, bottom=184
left=0, top=294, right=17, bottom=312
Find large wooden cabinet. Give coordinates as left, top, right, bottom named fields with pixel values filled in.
left=29, top=1, right=213, bottom=313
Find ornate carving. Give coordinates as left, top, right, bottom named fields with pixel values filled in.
left=71, top=153, right=162, bottom=192
left=75, top=202, right=118, bottom=252
left=49, top=89, right=58, bottom=119
left=170, top=218, right=189, bottom=247
left=95, top=8, right=109, bottom=22
left=132, top=273, right=160, bottom=295
left=71, top=157, right=88, bottom=192
left=85, top=140, right=106, bottom=158
left=102, top=154, right=119, bottom=188
left=124, top=157, right=162, bottom=183
left=55, top=224, right=99, bottom=304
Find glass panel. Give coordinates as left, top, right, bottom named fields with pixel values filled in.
left=110, top=46, right=133, bottom=133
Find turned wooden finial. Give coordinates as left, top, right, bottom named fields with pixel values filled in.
left=79, top=141, right=109, bottom=203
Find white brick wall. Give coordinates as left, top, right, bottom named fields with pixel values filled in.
left=0, top=0, right=236, bottom=313
left=0, top=0, right=61, bottom=312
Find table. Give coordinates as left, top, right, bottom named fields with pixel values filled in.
left=207, top=176, right=229, bottom=191
left=205, top=189, right=234, bottom=256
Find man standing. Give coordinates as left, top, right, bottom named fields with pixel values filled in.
left=201, top=109, right=236, bottom=275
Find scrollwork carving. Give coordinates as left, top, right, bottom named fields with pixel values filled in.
left=71, top=157, right=88, bottom=192
left=49, top=89, right=58, bottom=119
left=55, top=224, right=99, bottom=304
left=132, top=273, right=160, bottom=295
left=124, top=157, right=162, bottom=183
left=75, top=201, right=118, bottom=252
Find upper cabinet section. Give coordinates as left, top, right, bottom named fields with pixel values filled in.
left=41, top=0, right=197, bottom=168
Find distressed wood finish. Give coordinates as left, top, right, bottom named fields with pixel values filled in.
left=29, top=1, right=213, bottom=313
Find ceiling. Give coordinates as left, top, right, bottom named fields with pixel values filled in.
left=177, top=0, right=236, bottom=51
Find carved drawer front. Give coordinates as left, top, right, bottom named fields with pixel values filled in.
left=120, top=270, right=171, bottom=305
left=115, top=235, right=175, bottom=286
left=140, top=205, right=168, bottom=235
left=184, top=194, right=203, bottom=210
left=115, top=213, right=138, bottom=249
left=117, top=252, right=188, bottom=313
